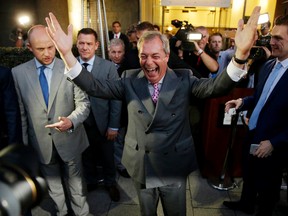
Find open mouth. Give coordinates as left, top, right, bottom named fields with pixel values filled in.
left=146, top=67, right=158, bottom=73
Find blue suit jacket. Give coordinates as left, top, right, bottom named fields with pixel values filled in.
left=0, top=66, right=22, bottom=148
left=242, top=59, right=288, bottom=157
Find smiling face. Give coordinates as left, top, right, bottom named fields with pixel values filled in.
left=138, top=33, right=169, bottom=84
left=270, top=25, right=288, bottom=61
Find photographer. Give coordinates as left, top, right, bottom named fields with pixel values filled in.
left=182, top=26, right=219, bottom=78
left=243, top=29, right=274, bottom=88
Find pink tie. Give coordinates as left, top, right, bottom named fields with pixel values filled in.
left=152, top=83, right=159, bottom=104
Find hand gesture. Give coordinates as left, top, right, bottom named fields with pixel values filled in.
left=234, top=6, right=261, bottom=60
left=225, top=99, right=243, bottom=113
left=45, top=116, right=73, bottom=132
left=45, top=13, right=76, bottom=69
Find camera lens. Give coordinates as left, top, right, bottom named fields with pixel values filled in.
left=0, top=145, right=47, bottom=216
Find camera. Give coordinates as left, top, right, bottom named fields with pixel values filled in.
left=171, top=19, right=202, bottom=51
left=0, top=144, right=47, bottom=216
left=249, top=46, right=266, bottom=60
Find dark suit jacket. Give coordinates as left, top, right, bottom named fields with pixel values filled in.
left=0, top=66, right=22, bottom=148
left=241, top=59, right=288, bottom=158
left=82, top=55, right=122, bottom=135
left=72, top=66, right=236, bottom=188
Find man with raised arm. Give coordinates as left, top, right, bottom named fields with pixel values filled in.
left=45, top=7, right=260, bottom=216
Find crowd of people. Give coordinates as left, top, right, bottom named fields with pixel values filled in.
left=0, top=5, right=288, bottom=216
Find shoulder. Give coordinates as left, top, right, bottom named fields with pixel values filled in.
left=54, top=57, right=65, bottom=68
left=12, top=59, right=34, bottom=71
left=172, top=68, right=193, bottom=77
left=122, top=69, right=142, bottom=78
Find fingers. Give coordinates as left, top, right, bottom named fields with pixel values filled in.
left=67, top=24, right=73, bottom=38
left=247, top=6, right=261, bottom=26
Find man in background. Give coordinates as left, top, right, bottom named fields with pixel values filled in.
left=109, top=21, right=129, bottom=53
left=108, top=38, right=130, bottom=178
left=208, top=32, right=235, bottom=78
left=77, top=28, right=121, bottom=201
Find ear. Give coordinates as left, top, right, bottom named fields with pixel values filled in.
left=95, top=41, right=99, bottom=51
left=26, top=43, right=33, bottom=52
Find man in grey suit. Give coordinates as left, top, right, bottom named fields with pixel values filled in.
left=46, top=6, right=261, bottom=216
left=76, top=28, right=121, bottom=201
left=12, top=25, right=91, bottom=216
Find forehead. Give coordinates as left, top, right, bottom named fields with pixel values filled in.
left=140, top=37, right=164, bottom=54
left=197, top=28, right=208, bottom=36
left=113, top=23, right=120, bottom=27
left=29, top=29, right=53, bottom=46
left=77, top=33, right=96, bottom=42
left=210, top=35, right=222, bottom=41
left=271, top=25, right=288, bottom=37
left=110, top=45, right=124, bottom=52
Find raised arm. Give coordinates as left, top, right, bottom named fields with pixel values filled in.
left=45, top=13, right=77, bottom=69
left=234, top=6, right=261, bottom=64
left=45, top=6, right=261, bottom=70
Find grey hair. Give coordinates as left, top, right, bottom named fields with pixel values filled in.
left=137, top=31, right=170, bottom=55
left=108, top=38, right=125, bottom=50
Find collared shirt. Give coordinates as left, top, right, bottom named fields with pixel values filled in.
left=265, top=58, right=288, bottom=101
left=114, top=33, right=120, bottom=39
left=79, top=55, right=95, bottom=72
left=148, top=77, right=164, bottom=97
left=35, top=58, right=55, bottom=91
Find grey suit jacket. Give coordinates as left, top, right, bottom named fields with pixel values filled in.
left=12, top=57, right=90, bottom=164
left=80, top=55, right=121, bottom=135
left=72, top=67, right=236, bottom=188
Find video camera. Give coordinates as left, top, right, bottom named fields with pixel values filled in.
left=171, top=19, right=202, bottom=51
left=0, top=144, right=47, bottom=216
left=249, top=13, right=271, bottom=60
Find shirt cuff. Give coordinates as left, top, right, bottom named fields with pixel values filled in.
left=64, top=61, right=82, bottom=80
left=109, top=127, right=119, bottom=131
left=226, top=60, right=247, bottom=82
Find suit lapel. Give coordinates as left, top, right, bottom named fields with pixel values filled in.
left=48, top=59, right=64, bottom=112
left=265, top=66, right=288, bottom=105
left=157, top=68, right=181, bottom=108
left=132, top=71, right=155, bottom=115
left=25, top=61, right=48, bottom=109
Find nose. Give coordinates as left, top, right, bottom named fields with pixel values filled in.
left=43, top=49, right=50, bottom=56
left=145, top=56, right=153, bottom=64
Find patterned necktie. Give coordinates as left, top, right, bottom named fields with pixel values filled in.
left=115, top=34, right=118, bottom=38
left=82, top=63, right=89, bottom=69
left=152, top=83, right=159, bottom=104
left=248, top=62, right=282, bottom=130
left=39, top=65, right=49, bottom=107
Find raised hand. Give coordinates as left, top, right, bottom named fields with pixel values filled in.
left=45, top=12, right=77, bottom=69
left=234, top=6, right=261, bottom=60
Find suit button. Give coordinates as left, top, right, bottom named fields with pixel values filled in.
left=48, top=118, right=51, bottom=121
left=138, top=110, right=143, bottom=114
left=171, top=113, right=176, bottom=117
left=48, top=133, right=51, bottom=135
left=145, top=150, right=150, bottom=154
